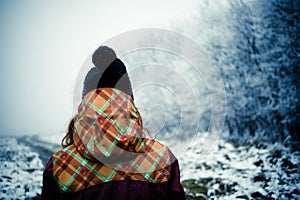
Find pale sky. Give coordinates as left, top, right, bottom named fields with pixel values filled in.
left=0, top=0, right=200, bottom=136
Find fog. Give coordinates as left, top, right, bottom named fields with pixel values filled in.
left=0, top=0, right=199, bottom=136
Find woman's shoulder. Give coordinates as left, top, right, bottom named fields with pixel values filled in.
left=44, top=148, right=64, bottom=171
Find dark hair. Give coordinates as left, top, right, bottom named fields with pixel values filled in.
left=61, top=115, right=77, bottom=148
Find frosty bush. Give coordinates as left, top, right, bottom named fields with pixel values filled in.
left=192, top=0, right=299, bottom=143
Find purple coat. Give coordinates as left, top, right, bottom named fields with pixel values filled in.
left=42, top=156, right=186, bottom=200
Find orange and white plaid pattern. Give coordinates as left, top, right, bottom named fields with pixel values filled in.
left=53, top=88, right=172, bottom=192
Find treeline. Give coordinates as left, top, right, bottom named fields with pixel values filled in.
left=204, top=0, right=299, bottom=143
left=123, top=0, right=299, bottom=144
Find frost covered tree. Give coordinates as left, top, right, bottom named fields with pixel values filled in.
left=206, top=0, right=300, bottom=143
left=123, top=0, right=299, bottom=144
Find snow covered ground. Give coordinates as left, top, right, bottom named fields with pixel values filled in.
left=0, top=137, right=44, bottom=199
left=178, top=133, right=300, bottom=199
left=0, top=134, right=299, bottom=199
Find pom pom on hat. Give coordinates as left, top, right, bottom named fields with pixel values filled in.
left=92, top=46, right=117, bottom=69
left=82, top=46, right=134, bottom=99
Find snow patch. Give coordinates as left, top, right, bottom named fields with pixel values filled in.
left=0, top=137, right=44, bottom=199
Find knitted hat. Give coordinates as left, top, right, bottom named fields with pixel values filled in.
left=82, top=46, right=134, bottom=99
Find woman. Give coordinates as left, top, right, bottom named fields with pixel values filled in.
left=41, top=46, right=186, bottom=200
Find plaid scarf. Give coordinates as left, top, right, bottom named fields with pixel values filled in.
left=53, top=88, right=172, bottom=192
